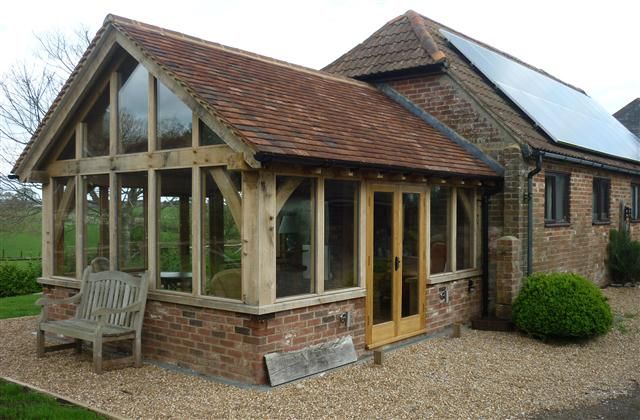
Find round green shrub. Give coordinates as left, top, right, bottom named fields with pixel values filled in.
left=512, top=272, right=612, bottom=340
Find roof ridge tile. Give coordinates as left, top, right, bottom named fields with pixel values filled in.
left=108, top=14, right=372, bottom=90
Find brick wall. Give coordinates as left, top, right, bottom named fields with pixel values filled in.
left=532, top=161, right=640, bottom=285
left=143, top=297, right=365, bottom=384
left=426, top=275, right=482, bottom=332
left=388, top=74, right=528, bottom=308
left=41, top=284, right=365, bottom=384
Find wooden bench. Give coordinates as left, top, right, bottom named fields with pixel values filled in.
left=36, top=265, right=149, bottom=374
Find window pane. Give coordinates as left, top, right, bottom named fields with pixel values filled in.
left=157, top=81, right=192, bottom=149
left=456, top=189, right=474, bottom=270
left=631, top=184, right=638, bottom=220
left=199, top=120, right=225, bottom=146
left=324, top=180, right=358, bottom=291
left=119, top=63, right=148, bottom=154
left=555, top=175, right=568, bottom=221
left=592, top=181, right=598, bottom=221
left=53, top=177, right=76, bottom=277
left=373, top=191, right=393, bottom=324
left=57, top=133, right=75, bottom=160
left=118, top=172, right=147, bottom=273
left=402, top=192, right=420, bottom=317
left=85, top=85, right=110, bottom=157
left=593, top=179, right=610, bottom=222
left=158, top=169, right=192, bottom=292
left=430, top=186, right=450, bottom=274
left=84, top=175, right=110, bottom=267
left=544, top=175, right=554, bottom=221
left=276, top=177, right=314, bottom=298
left=202, top=169, right=242, bottom=299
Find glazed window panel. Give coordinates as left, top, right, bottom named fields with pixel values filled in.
left=53, top=177, right=76, bottom=277
left=430, top=186, right=450, bottom=274
left=199, top=120, right=225, bottom=146
left=84, top=85, right=110, bottom=157
left=544, top=173, right=569, bottom=224
left=57, top=132, right=75, bottom=161
left=456, top=188, right=475, bottom=270
left=276, top=177, right=315, bottom=298
left=592, top=178, right=610, bottom=223
left=631, top=184, right=640, bottom=221
left=158, top=169, right=193, bottom=292
left=118, top=172, right=148, bottom=273
left=324, top=180, right=358, bottom=291
left=157, top=80, right=192, bottom=150
left=84, top=175, right=110, bottom=267
left=118, top=63, right=148, bottom=154
left=202, top=169, right=242, bottom=299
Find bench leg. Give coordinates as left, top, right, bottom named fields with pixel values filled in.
left=36, top=329, right=45, bottom=357
left=133, top=335, right=142, bottom=368
left=93, top=336, right=103, bottom=374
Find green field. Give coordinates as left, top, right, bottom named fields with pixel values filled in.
left=0, top=294, right=41, bottom=319
left=0, top=379, right=104, bottom=419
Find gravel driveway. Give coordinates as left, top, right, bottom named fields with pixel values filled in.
left=1, top=288, right=638, bottom=419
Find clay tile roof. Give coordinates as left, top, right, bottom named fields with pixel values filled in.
left=14, top=14, right=500, bottom=179
left=323, top=11, right=444, bottom=79
left=325, top=10, right=640, bottom=172
left=614, top=98, right=640, bottom=138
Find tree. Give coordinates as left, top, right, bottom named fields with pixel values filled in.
left=0, top=26, right=91, bottom=222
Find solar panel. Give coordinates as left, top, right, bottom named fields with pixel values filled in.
left=440, top=29, right=640, bottom=163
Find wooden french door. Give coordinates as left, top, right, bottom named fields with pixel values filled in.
left=366, top=185, right=426, bottom=348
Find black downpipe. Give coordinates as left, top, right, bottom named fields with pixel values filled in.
left=481, top=185, right=500, bottom=317
left=527, top=153, right=543, bottom=276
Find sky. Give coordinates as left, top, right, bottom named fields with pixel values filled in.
left=0, top=0, right=639, bottom=170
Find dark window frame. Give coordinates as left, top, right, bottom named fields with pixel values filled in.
left=592, top=177, right=611, bottom=224
left=544, top=171, right=570, bottom=226
left=632, top=183, right=640, bottom=223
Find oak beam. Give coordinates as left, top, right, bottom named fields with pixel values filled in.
left=46, top=145, right=237, bottom=176
left=275, top=177, right=303, bottom=215
left=208, top=167, right=242, bottom=229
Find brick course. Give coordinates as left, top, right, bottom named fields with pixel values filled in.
left=532, top=161, right=640, bottom=285
left=41, top=285, right=365, bottom=384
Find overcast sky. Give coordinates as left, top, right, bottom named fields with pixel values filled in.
left=0, top=0, right=638, bottom=173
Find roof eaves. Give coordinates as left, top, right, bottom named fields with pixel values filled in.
left=377, top=82, right=504, bottom=177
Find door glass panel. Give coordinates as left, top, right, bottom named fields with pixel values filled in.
left=373, top=192, right=393, bottom=325
left=402, top=192, right=420, bottom=318
left=456, top=188, right=474, bottom=270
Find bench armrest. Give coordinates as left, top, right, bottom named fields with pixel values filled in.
left=92, top=302, right=142, bottom=317
left=36, top=293, right=82, bottom=307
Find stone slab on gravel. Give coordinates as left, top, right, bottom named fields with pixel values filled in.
left=1, top=288, right=638, bottom=419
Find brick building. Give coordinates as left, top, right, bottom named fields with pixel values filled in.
left=12, top=11, right=639, bottom=384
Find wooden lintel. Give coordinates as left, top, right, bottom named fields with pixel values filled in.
left=208, top=167, right=242, bottom=229
left=47, top=146, right=237, bottom=176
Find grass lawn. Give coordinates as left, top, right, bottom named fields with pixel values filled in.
left=0, top=379, right=104, bottom=419
left=0, top=294, right=41, bottom=320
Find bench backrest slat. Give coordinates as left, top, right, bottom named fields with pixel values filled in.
left=74, top=267, right=149, bottom=329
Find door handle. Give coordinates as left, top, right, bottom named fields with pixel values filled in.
left=394, top=256, right=400, bottom=271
